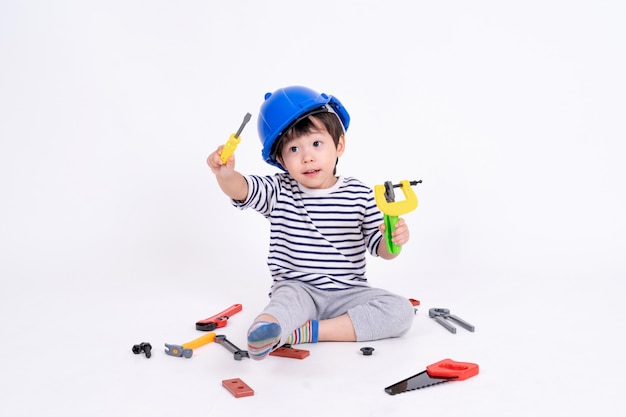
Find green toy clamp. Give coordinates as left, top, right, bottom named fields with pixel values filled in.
left=374, top=180, right=422, bottom=254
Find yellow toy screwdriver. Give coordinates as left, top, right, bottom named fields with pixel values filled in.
left=220, top=112, right=252, bottom=164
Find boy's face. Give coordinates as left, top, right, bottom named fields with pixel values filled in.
left=277, top=118, right=345, bottom=189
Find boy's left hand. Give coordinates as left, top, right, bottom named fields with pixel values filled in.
left=379, top=217, right=410, bottom=246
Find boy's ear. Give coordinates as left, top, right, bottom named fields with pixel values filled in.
left=336, top=135, right=346, bottom=157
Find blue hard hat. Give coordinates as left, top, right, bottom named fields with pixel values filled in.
left=258, top=86, right=350, bottom=169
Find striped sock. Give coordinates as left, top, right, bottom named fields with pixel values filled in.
left=247, top=321, right=281, bottom=360
left=285, top=320, right=319, bottom=345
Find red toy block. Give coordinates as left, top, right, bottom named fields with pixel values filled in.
left=222, top=378, right=254, bottom=398
left=269, top=346, right=310, bottom=359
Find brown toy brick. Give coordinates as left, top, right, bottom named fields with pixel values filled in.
left=269, top=346, right=310, bottom=359
left=222, top=378, right=254, bottom=398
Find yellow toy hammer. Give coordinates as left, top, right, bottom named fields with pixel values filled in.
left=374, top=180, right=421, bottom=254
left=164, top=332, right=216, bottom=358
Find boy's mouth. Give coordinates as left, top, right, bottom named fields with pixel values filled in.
left=303, top=169, right=320, bottom=176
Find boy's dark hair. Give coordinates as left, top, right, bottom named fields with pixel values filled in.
left=274, top=111, right=345, bottom=174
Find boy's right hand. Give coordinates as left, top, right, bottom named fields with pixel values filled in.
left=207, top=145, right=235, bottom=176
left=206, top=145, right=248, bottom=201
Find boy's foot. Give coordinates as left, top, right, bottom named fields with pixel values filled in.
left=247, top=321, right=281, bottom=360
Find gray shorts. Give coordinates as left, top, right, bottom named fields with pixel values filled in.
left=260, top=280, right=415, bottom=343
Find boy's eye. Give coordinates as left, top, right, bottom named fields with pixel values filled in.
left=313, top=140, right=322, bottom=147
left=289, top=146, right=299, bottom=153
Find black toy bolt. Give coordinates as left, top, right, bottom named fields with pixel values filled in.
left=132, top=342, right=152, bottom=358
left=360, top=346, right=375, bottom=356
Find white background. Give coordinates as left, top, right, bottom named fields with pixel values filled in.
left=1, top=1, right=625, bottom=415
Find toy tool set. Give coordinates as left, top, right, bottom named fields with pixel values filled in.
left=131, top=297, right=477, bottom=397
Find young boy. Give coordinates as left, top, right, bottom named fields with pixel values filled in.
left=206, top=86, right=415, bottom=360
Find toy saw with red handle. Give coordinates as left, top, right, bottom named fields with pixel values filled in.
left=384, top=359, right=479, bottom=395
left=195, top=304, right=243, bottom=331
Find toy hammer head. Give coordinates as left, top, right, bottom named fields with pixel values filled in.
left=164, top=343, right=193, bottom=358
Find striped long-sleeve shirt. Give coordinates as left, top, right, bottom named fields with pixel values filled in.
left=233, top=173, right=384, bottom=291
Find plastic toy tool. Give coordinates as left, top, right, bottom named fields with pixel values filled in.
left=196, top=303, right=243, bottom=331
left=384, top=359, right=479, bottom=395
left=215, top=335, right=250, bottom=360
left=429, top=308, right=475, bottom=334
left=220, top=112, right=251, bottom=164
left=164, top=332, right=216, bottom=358
left=374, top=179, right=421, bottom=254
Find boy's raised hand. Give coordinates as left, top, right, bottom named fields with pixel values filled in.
left=207, top=145, right=236, bottom=176
left=207, top=145, right=248, bottom=201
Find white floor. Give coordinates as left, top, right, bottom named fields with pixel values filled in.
left=1, top=1, right=625, bottom=416
left=1, top=259, right=624, bottom=416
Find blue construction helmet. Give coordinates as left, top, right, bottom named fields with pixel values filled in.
left=258, top=86, right=350, bottom=169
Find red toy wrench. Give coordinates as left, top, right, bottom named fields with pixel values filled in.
left=195, top=304, right=242, bottom=331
